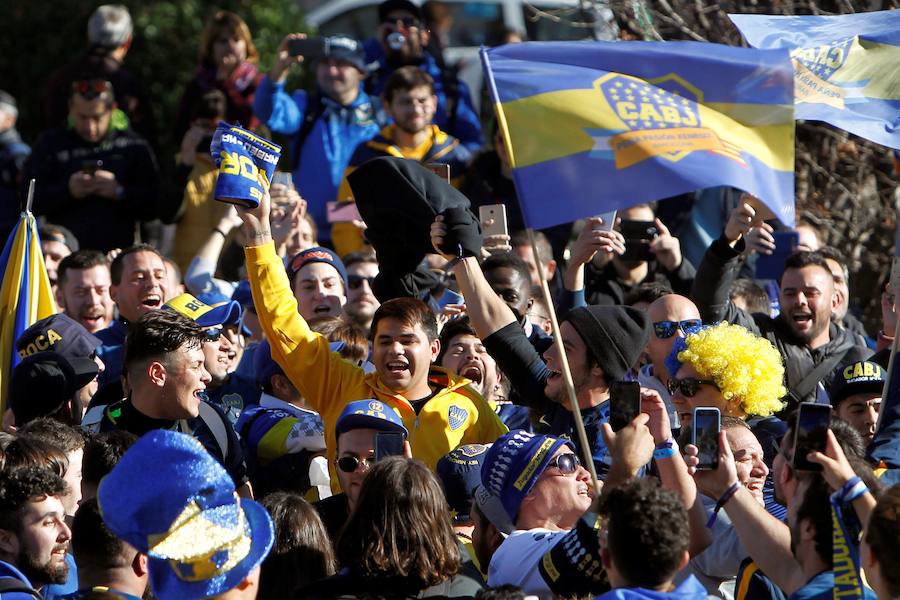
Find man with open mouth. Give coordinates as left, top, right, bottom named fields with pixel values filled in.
left=287, top=246, right=348, bottom=322
left=55, top=249, right=115, bottom=334
left=95, top=244, right=169, bottom=388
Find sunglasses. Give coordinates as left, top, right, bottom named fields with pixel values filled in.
left=382, top=16, right=420, bottom=27
left=203, top=328, right=223, bottom=343
left=337, top=455, right=372, bottom=473
left=348, top=274, right=376, bottom=290
left=653, top=319, right=702, bottom=339
left=667, top=377, right=720, bottom=398
left=545, top=452, right=581, bottom=475
left=72, top=79, right=112, bottom=100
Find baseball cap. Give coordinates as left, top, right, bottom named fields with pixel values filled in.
left=481, top=430, right=574, bottom=522
left=828, top=360, right=885, bottom=406
left=16, top=314, right=101, bottom=362
left=324, top=36, right=367, bottom=72
left=436, top=444, right=489, bottom=525
left=252, top=340, right=284, bottom=388
left=287, top=247, right=348, bottom=289
left=98, top=430, right=274, bottom=599
left=164, top=292, right=242, bottom=327
left=10, top=351, right=99, bottom=425
left=335, top=399, right=408, bottom=438
left=378, top=0, right=423, bottom=22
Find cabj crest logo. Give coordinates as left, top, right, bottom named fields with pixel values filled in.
left=587, top=73, right=745, bottom=169
left=448, top=405, right=469, bottom=431
left=790, top=37, right=855, bottom=109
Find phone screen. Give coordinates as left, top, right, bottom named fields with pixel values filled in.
left=792, top=403, right=831, bottom=471
left=609, top=381, right=641, bottom=432
left=619, top=219, right=658, bottom=262
left=693, top=408, right=721, bottom=470
left=326, top=201, right=362, bottom=224
left=425, top=162, right=451, bottom=182
left=755, top=231, right=799, bottom=280
left=374, top=432, right=405, bottom=462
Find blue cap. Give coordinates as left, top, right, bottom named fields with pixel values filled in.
left=98, top=430, right=274, bottom=599
left=481, top=430, right=574, bottom=523
left=287, top=246, right=348, bottom=290
left=335, top=399, right=408, bottom=438
left=252, top=340, right=284, bottom=388
left=165, top=292, right=242, bottom=328
left=436, top=444, right=489, bottom=524
left=231, top=280, right=254, bottom=310
left=15, top=313, right=101, bottom=361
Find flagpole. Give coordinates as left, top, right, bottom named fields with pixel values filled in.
left=25, top=179, right=35, bottom=214
left=526, top=228, right=601, bottom=491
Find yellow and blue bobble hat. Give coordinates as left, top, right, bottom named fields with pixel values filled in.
left=164, top=292, right=242, bottom=328
left=481, top=430, right=574, bottom=522
left=335, top=399, right=408, bottom=437
left=98, top=430, right=274, bottom=600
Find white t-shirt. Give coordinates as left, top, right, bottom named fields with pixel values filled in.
left=487, top=528, right=569, bottom=599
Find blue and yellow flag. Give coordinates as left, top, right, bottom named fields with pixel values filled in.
left=730, top=11, right=900, bottom=150
left=482, top=41, right=796, bottom=230
left=0, top=212, right=57, bottom=412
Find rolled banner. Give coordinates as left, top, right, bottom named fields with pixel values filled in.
left=211, top=122, right=282, bottom=208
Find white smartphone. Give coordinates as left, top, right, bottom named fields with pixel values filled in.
left=479, top=204, right=509, bottom=237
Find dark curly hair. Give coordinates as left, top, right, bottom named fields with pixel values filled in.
left=124, top=310, right=205, bottom=375
left=598, top=478, right=689, bottom=588
left=0, top=466, right=67, bottom=533
left=865, top=483, right=900, bottom=598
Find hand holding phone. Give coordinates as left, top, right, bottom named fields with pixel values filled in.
left=374, top=432, right=405, bottom=462
left=792, top=402, right=831, bottom=471
left=609, top=381, right=641, bottom=432
left=479, top=204, right=508, bottom=238
left=692, top=407, right=721, bottom=470
left=619, top=219, right=658, bottom=262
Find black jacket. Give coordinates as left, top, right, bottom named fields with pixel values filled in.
left=25, top=126, right=158, bottom=252
left=691, top=235, right=871, bottom=410
left=584, top=256, right=696, bottom=307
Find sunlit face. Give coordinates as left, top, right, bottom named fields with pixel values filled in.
left=646, top=295, right=701, bottom=383
left=484, top=266, right=531, bottom=321
left=42, top=240, right=70, bottom=286
left=345, top=261, right=380, bottom=325
left=292, top=262, right=346, bottom=321
left=201, top=326, right=233, bottom=388
left=58, top=265, right=114, bottom=333
left=779, top=266, right=836, bottom=345
left=824, top=257, right=849, bottom=321
left=316, top=58, right=364, bottom=101
left=336, top=428, right=377, bottom=508
left=671, top=363, right=726, bottom=431
left=543, top=321, right=602, bottom=408
left=519, top=447, right=593, bottom=529
left=440, top=333, right=499, bottom=399
left=835, top=393, right=879, bottom=443
left=727, top=426, right=767, bottom=506
left=4, top=495, right=71, bottom=587
left=69, top=95, right=112, bottom=143
left=160, top=343, right=211, bottom=419
left=61, top=449, right=83, bottom=517
left=386, top=85, right=436, bottom=136
left=372, top=318, right=439, bottom=393
left=110, top=251, right=168, bottom=323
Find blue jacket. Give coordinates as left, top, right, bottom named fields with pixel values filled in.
left=365, top=51, right=483, bottom=152
left=253, top=78, right=384, bottom=238
left=596, top=575, right=708, bottom=600
left=96, top=319, right=129, bottom=387
left=204, top=373, right=261, bottom=426
left=0, top=559, right=39, bottom=599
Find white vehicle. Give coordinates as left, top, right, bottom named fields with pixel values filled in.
left=304, top=0, right=615, bottom=111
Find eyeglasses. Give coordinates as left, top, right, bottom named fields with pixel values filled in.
left=336, top=455, right=372, bottom=473
left=653, top=319, right=702, bottom=339
left=544, top=452, right=581, bottom=475
left=348, top=274, right=376, bottom=290
left=382, top=16, right=420, bottom=28
left=203, top=328, right=223, bottom=343
left=71, top=79, right=113, bottom=100
left=667, top=377, right=720, bottom=398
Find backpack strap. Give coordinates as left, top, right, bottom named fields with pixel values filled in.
left=0, top=577, right=41, bottom=598
left=788, top=338, right=855, bottom=403
left=195, top=402, right=230, bottom=460
left=290, top=93, right=327, bottom=174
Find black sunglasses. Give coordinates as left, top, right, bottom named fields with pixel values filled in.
left=382, top=16, right=420, bottom=27
left=667, top=377, right=720, bottom=398
left=545, top=452, right=581, bottom=475
left=337, top=455, right=372, bottom=473
left=203, top=328, right=223, bottom=343
left=348, top=274, right=376, bottom=290
left=653, top=319, right=702, bottom=339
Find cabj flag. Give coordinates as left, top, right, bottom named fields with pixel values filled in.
left=730, top=11, right=900, bottom=150
left=0, top=211, right=57, bottom=412
left=482, top=42, right=795, bottom=230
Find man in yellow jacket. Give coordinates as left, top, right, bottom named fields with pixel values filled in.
left=237, top=188, right=507, bottom=492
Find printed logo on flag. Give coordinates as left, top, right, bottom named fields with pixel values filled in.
left=790, top=38, right=854, bottom=109
left=588, top=74, right=746, bottom=170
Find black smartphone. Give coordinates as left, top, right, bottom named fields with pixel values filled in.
left=609, top=380, right=641, bottom=432
left=374, top=432, right=405, bottom=462
left=692, top=407, right=721, bottom=470
left=288, top=37, right=327, bottom=58
left=619, top=219, right=658, bottom=262
left=81, top=159, right=103, bottom=175
left=755, top=231, right=799, bottom=281
left=792, top=402, right=832, bottom=471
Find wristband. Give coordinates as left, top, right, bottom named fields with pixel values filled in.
left=707, top=482, right=741, bottom=528
left=839, top=476, right=868, bottom=503
left=213, top=228, right=228, bottom=238
left=653, top=439, right=677, bottom=460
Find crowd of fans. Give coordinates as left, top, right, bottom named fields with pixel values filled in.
left=0, top=1, right=898, bottom=599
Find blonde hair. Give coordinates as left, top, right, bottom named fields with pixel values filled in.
left=672, top=322, right=786, bottom=416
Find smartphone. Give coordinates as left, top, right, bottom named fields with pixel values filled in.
left=425, top=162, right=451, bottom=182
left=288, top=37, right=327, bottom=58
left=271, top=171, right=294, bottom=189
left=594, top=211, right=617, bottom=233
left=374, top=432, right=405, bottom=462
left=609, top=381, right=641, bottom=432
left=755, top=231, right=799, bottom=281
left=479, top=204, right=508, bottom=238
left=326, top=200, right=362, bottom=223
left=692, top=407, right=721, bottom=470
left=619, top=219, right=658, bottom=262
left=792, top=402, right=832, bottom=471
left=81, top=159, right=103, bottom=175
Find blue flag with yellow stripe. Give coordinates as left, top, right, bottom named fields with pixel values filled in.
left=481, top=41, right=796, bottom=230
left=730, top=10, right=900, bottom=150
left=0, top=211, right=57, bottom=412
